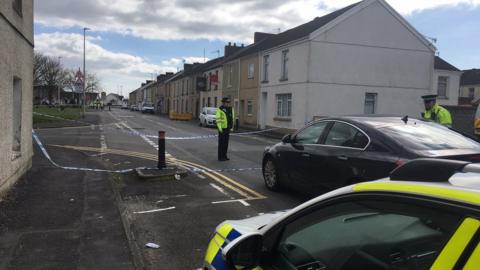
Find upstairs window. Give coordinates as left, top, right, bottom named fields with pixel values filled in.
left=364, top=93, right=377, bottom=114
left=263, top=55, right=269, bottom=82
left=281, top=50, right=289, bottom=81
left=437, top=76, right=448, bottom=97
left=248, top=63, right=254, bottom=79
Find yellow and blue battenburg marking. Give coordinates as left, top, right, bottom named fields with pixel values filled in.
left=205, top=223, right=242, bottom=270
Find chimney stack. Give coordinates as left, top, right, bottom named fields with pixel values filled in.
left=224, top=42, right=243, bottom=57
left=254, top=32, right=275, bottom=43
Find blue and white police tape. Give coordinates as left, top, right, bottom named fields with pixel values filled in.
left=33, top=130, right=135, bottom=173
left=144, top=127, right=281, bottom=140
left=33, top=130, right=262, bottom=174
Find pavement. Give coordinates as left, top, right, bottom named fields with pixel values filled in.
left=0, top=108, right=307, bottom=270
left=0, top=134, right=135, bottom=270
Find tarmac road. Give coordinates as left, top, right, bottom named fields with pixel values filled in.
left=34, top=108, right=307, bottom=269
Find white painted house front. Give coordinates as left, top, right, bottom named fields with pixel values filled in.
left=259, top=0, right=436, bottom=130
left=433, top=56, right=462, bottom=106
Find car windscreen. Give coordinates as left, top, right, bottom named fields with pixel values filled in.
left=206, top=109, right=217, bottom=115
left=379, top=122, right=480, bottom=156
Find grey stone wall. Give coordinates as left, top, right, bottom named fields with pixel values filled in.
left=444, top=105, right=476, bottom=137
left=0, top=0, right=34, bottom=197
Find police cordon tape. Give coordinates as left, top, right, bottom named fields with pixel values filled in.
left=34, top=111, right=282, bottom=140
left=32, top=130, right=262, bottom=174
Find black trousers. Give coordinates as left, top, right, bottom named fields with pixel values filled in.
left=218, top=130, right=230, bottom=160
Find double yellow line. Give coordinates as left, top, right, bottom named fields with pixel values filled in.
left=49, top=144, right=266, bottom=201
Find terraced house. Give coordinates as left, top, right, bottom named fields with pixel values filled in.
left=0, top=0, right=34, bottom=195
left=258, top=0, right=437, bottom=129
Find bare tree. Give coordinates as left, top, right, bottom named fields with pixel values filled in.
left=34, top=52, right=102, bottom=104
left=33, top=51, right=68, bottom=102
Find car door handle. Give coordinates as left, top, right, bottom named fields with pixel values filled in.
left=337, top=155, right=348, bottom=161
left=301, top=153, right=311, bottom=158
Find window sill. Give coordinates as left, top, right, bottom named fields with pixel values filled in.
left=437, top=96, right=448, bottom=99
left=274, top=117, right=291, bottom=122
left=247, top=114, right=253, bottom=117
left=279, top=78, right=288, bottom=82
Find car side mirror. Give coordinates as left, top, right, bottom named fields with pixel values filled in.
left=282, top=134, right=292, bottom=144
left=223, top=233, right=263, bottom=269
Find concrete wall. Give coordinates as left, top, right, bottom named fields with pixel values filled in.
left=0, top=0, right=34, bottom=196
left=444, top=105, right=476, bottom=137
left=434, top=70, right=461, bottom=106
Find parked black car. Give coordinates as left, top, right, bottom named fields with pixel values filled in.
left=262, top=116, right=480, bottom=195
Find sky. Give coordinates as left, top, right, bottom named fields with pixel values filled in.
left=33, top=0, right=480, bottom=95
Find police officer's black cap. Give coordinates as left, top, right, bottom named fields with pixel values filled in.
left=221, top=97, right=231, bottom=103
left=421, top=94, right=438, bottom=102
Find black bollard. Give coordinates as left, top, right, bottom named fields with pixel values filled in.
left=157, top=131, right=166, bottom=169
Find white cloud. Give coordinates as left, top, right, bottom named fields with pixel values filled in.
left=34, top=32, right=202, bottom=93
left=35, top=0, right=480, bottom=42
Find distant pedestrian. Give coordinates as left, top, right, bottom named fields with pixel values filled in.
left=216, top=97, right=235, bottom=161
left=421, top=94, right=452, bottom=127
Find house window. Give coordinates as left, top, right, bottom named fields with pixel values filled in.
left=215, top=70, right=219, bottom=90
left=437, top=76, right=448, bottom=97
left=263, top=55, right=269, bottom=82
left=202, top=98, right=205, bottom=108
left=276, top=94, right=292, bottom=117
left=469, top=87, right=475, bottom=98
left=214, top=97, right=218, bottom=107
left=207, top=97, right=211, bottom=107
left=247, top=100, right=253, bottom=116
left=281, top=50, right=289, bottom=81
left=186, top=79, right=189, bottom=94
left=12, top=0, right=22, bottom=17
left=248, top=63, right=254, bottom=79
left=364, top=93, right=377, bottom=114
left=12, top=77, right=22, bottom=155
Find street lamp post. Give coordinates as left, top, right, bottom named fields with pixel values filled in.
left=83, top=27, right=90, bottom=117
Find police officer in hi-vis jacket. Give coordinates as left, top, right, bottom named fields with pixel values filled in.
left=216, top=97, right=235, bottom=161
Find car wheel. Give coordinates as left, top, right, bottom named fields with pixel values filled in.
left=263, top=157, right=280, bottom=191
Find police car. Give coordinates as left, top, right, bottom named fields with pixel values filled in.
left=204, top=159, right=480, bottom=270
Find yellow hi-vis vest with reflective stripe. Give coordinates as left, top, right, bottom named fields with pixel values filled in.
left=216, top=107, right=235, bottom=132
left=422, top=103, right=452, bottom=127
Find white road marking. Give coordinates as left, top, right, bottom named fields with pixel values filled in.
left=133, top=206, right=176, bottom=214
left=198, top=174, right=206, bottom=179
left=211, top=199, right=250, bottom=206
left=90, top=124, right=95, bottom=130
left=114, top=123, right=123, bottom=129
left=209, top=183, right=231, bottom=198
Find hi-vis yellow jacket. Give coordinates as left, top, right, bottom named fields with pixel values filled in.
left=215, top=107, right=235, bottom=132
